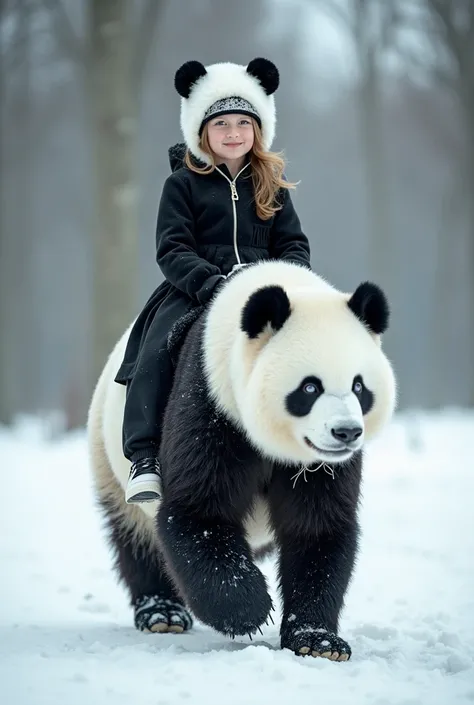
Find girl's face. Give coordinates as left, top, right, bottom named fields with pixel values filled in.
left=206, top=113, right=255, bottom=164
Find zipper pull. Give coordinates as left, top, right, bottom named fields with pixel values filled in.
left=230, top=182, right=239, bottom=201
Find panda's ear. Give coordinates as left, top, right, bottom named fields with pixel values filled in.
left=347, top=282, right=390, bottom=335
left=241, top=286, right=291, bottom=339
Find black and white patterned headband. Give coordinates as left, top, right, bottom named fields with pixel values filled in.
left=199, top=96, right=261, bottom=134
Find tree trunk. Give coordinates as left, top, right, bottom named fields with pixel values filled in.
left=87, top=0, right=139, bottom=390
left=462, top=87, right=474, bottom=404
left=358, top=55, right=391, bottom=284
left=0, top=1, right=34, bottom=423
left=0, top=0, right=10, bottom=423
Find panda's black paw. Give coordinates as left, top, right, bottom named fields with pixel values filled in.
left=188, top=562, right=273, bottom=638
left=281, top=623, right=351, bottom=661
left=134, top=595, right=193, bottom=634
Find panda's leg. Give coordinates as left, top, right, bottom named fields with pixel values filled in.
left=268, top=465, right=360, bottom=661
left=275, top=525, right=358, bottom=660
left=103, top=503, right=193, bottom=634
left=156, top=503, right=273, bottom=638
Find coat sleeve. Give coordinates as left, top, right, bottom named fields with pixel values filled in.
left=155, top=174, right=225, bottom=304
left=269, top=189, right=311, bottom=268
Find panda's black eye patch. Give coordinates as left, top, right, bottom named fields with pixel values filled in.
left=286, top=376, right=324, bottom=417
left=352, top=375, right=374, bottom=414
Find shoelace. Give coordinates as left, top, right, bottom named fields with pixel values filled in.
left=130, top=457, right=161, bottom=477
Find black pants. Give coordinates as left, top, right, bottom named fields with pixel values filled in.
left=121, top=291, right=193, bottom=464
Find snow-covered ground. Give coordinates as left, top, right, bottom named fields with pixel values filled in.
left=1, top=410, right=473, bottom=705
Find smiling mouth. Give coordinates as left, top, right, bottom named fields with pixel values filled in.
left=224, top=143, right=243, bottom=147
left=304, top=436, right=353, bottom=456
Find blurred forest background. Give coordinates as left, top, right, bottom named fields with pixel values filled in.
left=0, top=0, right=473, bottom=431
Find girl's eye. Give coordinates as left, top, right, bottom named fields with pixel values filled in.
left=353, top=381, right=363, bottom=395
left=303, top=383, right=317, bottom=394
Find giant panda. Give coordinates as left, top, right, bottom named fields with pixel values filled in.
left=87, top=260, right=396, bottom=661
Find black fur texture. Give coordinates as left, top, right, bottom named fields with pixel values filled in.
left=103, top=308, right=362, bottom=655
left=159, top=314, right=360, bottom=653
left=174, top=60, right=207, bottom=98
left=268, top=457, right=360, bottom=657
left=246, top=58, right=280, bottom=95
left=348, top=282, right=389, bottom=335
left=97, top=498, right=193, bottom=632
left=241, top=285, right=291, bottom=339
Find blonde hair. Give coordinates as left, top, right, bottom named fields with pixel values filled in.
left=184, top=119, right=296, bottom=220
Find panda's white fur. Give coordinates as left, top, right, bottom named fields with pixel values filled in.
left=204, top=260, right=396, bottom=466
left=88, top=322, right=272, bottom=552
left=88, top=260, right=396, bottom=558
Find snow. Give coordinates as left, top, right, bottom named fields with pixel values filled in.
left=2, top=410, right=474, bottom=705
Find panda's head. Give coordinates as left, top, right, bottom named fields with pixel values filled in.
left=204, top=262, right=397, bottom=467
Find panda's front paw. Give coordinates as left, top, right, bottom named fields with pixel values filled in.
left=188, top=561, right=273, bottom=638
left=281, top=622, right=351, bottom=661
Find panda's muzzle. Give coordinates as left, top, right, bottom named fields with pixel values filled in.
left=304, top=430, right=362, bottom=457
left=304, top=437, right=349, bottom=456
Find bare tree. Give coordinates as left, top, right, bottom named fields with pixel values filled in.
left=393, top=0, right=474, bottom=401
left=426, top=0, right=474, bottom=402
left=0, top=0, right=37, bottom=423
left=426, top=0, right=474, bottom=236
left=0, top=0, right=10, bottom=423
left=317, top=0, right=399, bottom=282
left=41, top=0, right=163, bottom=395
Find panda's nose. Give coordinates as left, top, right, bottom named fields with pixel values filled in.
left=331, top=425, right=363, bottom=444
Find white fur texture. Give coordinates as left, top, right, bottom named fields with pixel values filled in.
left=203, top=261, right=397, bottom=466
left=180, top=61, right=276, bottom=164
left=87, top=323, right=158, bottom=547
left=87, top=323, right=272, bottom=550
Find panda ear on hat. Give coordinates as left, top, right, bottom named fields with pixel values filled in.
left=246, top=58, right=279, bottom=95
left=175, top=60, right=207, bottom=98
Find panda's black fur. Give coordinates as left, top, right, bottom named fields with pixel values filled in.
left=103, top=307, right=362, bottom=659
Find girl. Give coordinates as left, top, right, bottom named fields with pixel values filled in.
left=115, top=57, right=312, bottom=503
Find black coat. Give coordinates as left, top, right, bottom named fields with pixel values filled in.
left=115, top=143, right=311, bottom=384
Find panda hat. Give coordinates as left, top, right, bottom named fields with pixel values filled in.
left=174, top=57, right=279, bottom=165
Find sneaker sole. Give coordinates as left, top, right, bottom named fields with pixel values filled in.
left=126, top=491, right=160, bottom=504
left=126, top=476, right=161, bottom=504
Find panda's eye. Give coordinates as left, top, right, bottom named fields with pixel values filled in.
left=303, top=382, right=318, bottom=394
left=353, top=380, right=363, bottom=395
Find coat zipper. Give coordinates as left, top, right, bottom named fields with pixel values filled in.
left=215, top=163, right=250, bottom=266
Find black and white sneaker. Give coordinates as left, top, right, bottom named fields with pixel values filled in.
left=125, top=456, right=162, bottom=504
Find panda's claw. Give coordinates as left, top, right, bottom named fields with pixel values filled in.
left=299, top=646, right=311, bottom=655
left=168, top=624, right=184, bottom=633
left=147, top=622, right=168, bottom=633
